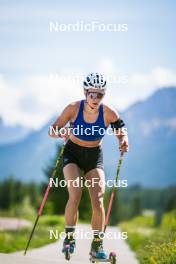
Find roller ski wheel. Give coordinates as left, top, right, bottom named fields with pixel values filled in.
left=64, top=244, right=70, bottom=261
left=89, top=251, right=117, bottom=263
left=62, top=241, right=75, bottom=261
left=109, top=252, right=117, bottom=264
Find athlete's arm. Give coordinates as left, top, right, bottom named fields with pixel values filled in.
left=105, top=105, right=129, bottom=153
left=48, top=104, right=73, bottom=138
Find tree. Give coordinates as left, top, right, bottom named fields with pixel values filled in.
left=43, top=145, right=68, bottom=215
left=129, top=195, right=142, bottom=218
left=0, top=176, right=15, bottom=209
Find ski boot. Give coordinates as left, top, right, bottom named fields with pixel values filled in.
left=89, top=238, right=117, bottom=263
left=89, top=238, right=108, bottom=262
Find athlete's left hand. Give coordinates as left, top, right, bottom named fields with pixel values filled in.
left=119, top=137, right=129, bottom=153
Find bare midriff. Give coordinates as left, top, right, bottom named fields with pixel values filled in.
left=69, top=133, right=102, bottom=148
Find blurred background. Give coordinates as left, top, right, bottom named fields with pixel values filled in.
left=0, top=0, right=176, bottom=263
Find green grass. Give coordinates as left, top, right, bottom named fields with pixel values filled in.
left=0, top=215, right=65, bottom=253
left=138, top=230, right=176, bottom=264
left=119, top=212, right=176, bottom=264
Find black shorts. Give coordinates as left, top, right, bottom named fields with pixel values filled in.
left=62, top=139, right=104, bottom=174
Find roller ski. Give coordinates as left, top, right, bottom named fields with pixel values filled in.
left=62, top=238, right=76, bottom=261
left=89, top=237, right=117, bottom=263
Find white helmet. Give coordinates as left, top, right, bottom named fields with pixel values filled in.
left=83, top=73, right=107, bottom=91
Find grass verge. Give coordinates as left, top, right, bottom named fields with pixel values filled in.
left=0, top=215, right=65, bottom=253
left=119, top=212, right=176, bottom=264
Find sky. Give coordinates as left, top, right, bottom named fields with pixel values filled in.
left=0, top=0, right=176, bottom=129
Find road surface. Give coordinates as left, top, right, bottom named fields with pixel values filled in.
left=0, top=224, right=139, bottom=264
left=0, top=217, right=31, bottom=231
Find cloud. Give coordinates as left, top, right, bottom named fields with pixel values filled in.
left=103, top=66, right=176, bottom=110
left=126, top=67, right=176, bottom=106
left=0, top=64, right=176, bottom=129
left=0, top=71, right=84, bottom=129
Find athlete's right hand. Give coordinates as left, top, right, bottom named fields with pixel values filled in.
left=60, top=127, right=70, bottom=143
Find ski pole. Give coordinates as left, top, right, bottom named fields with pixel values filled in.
left=24, top=143, right=65, bottom=255
left=104, top=151, right=124, bottom=233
